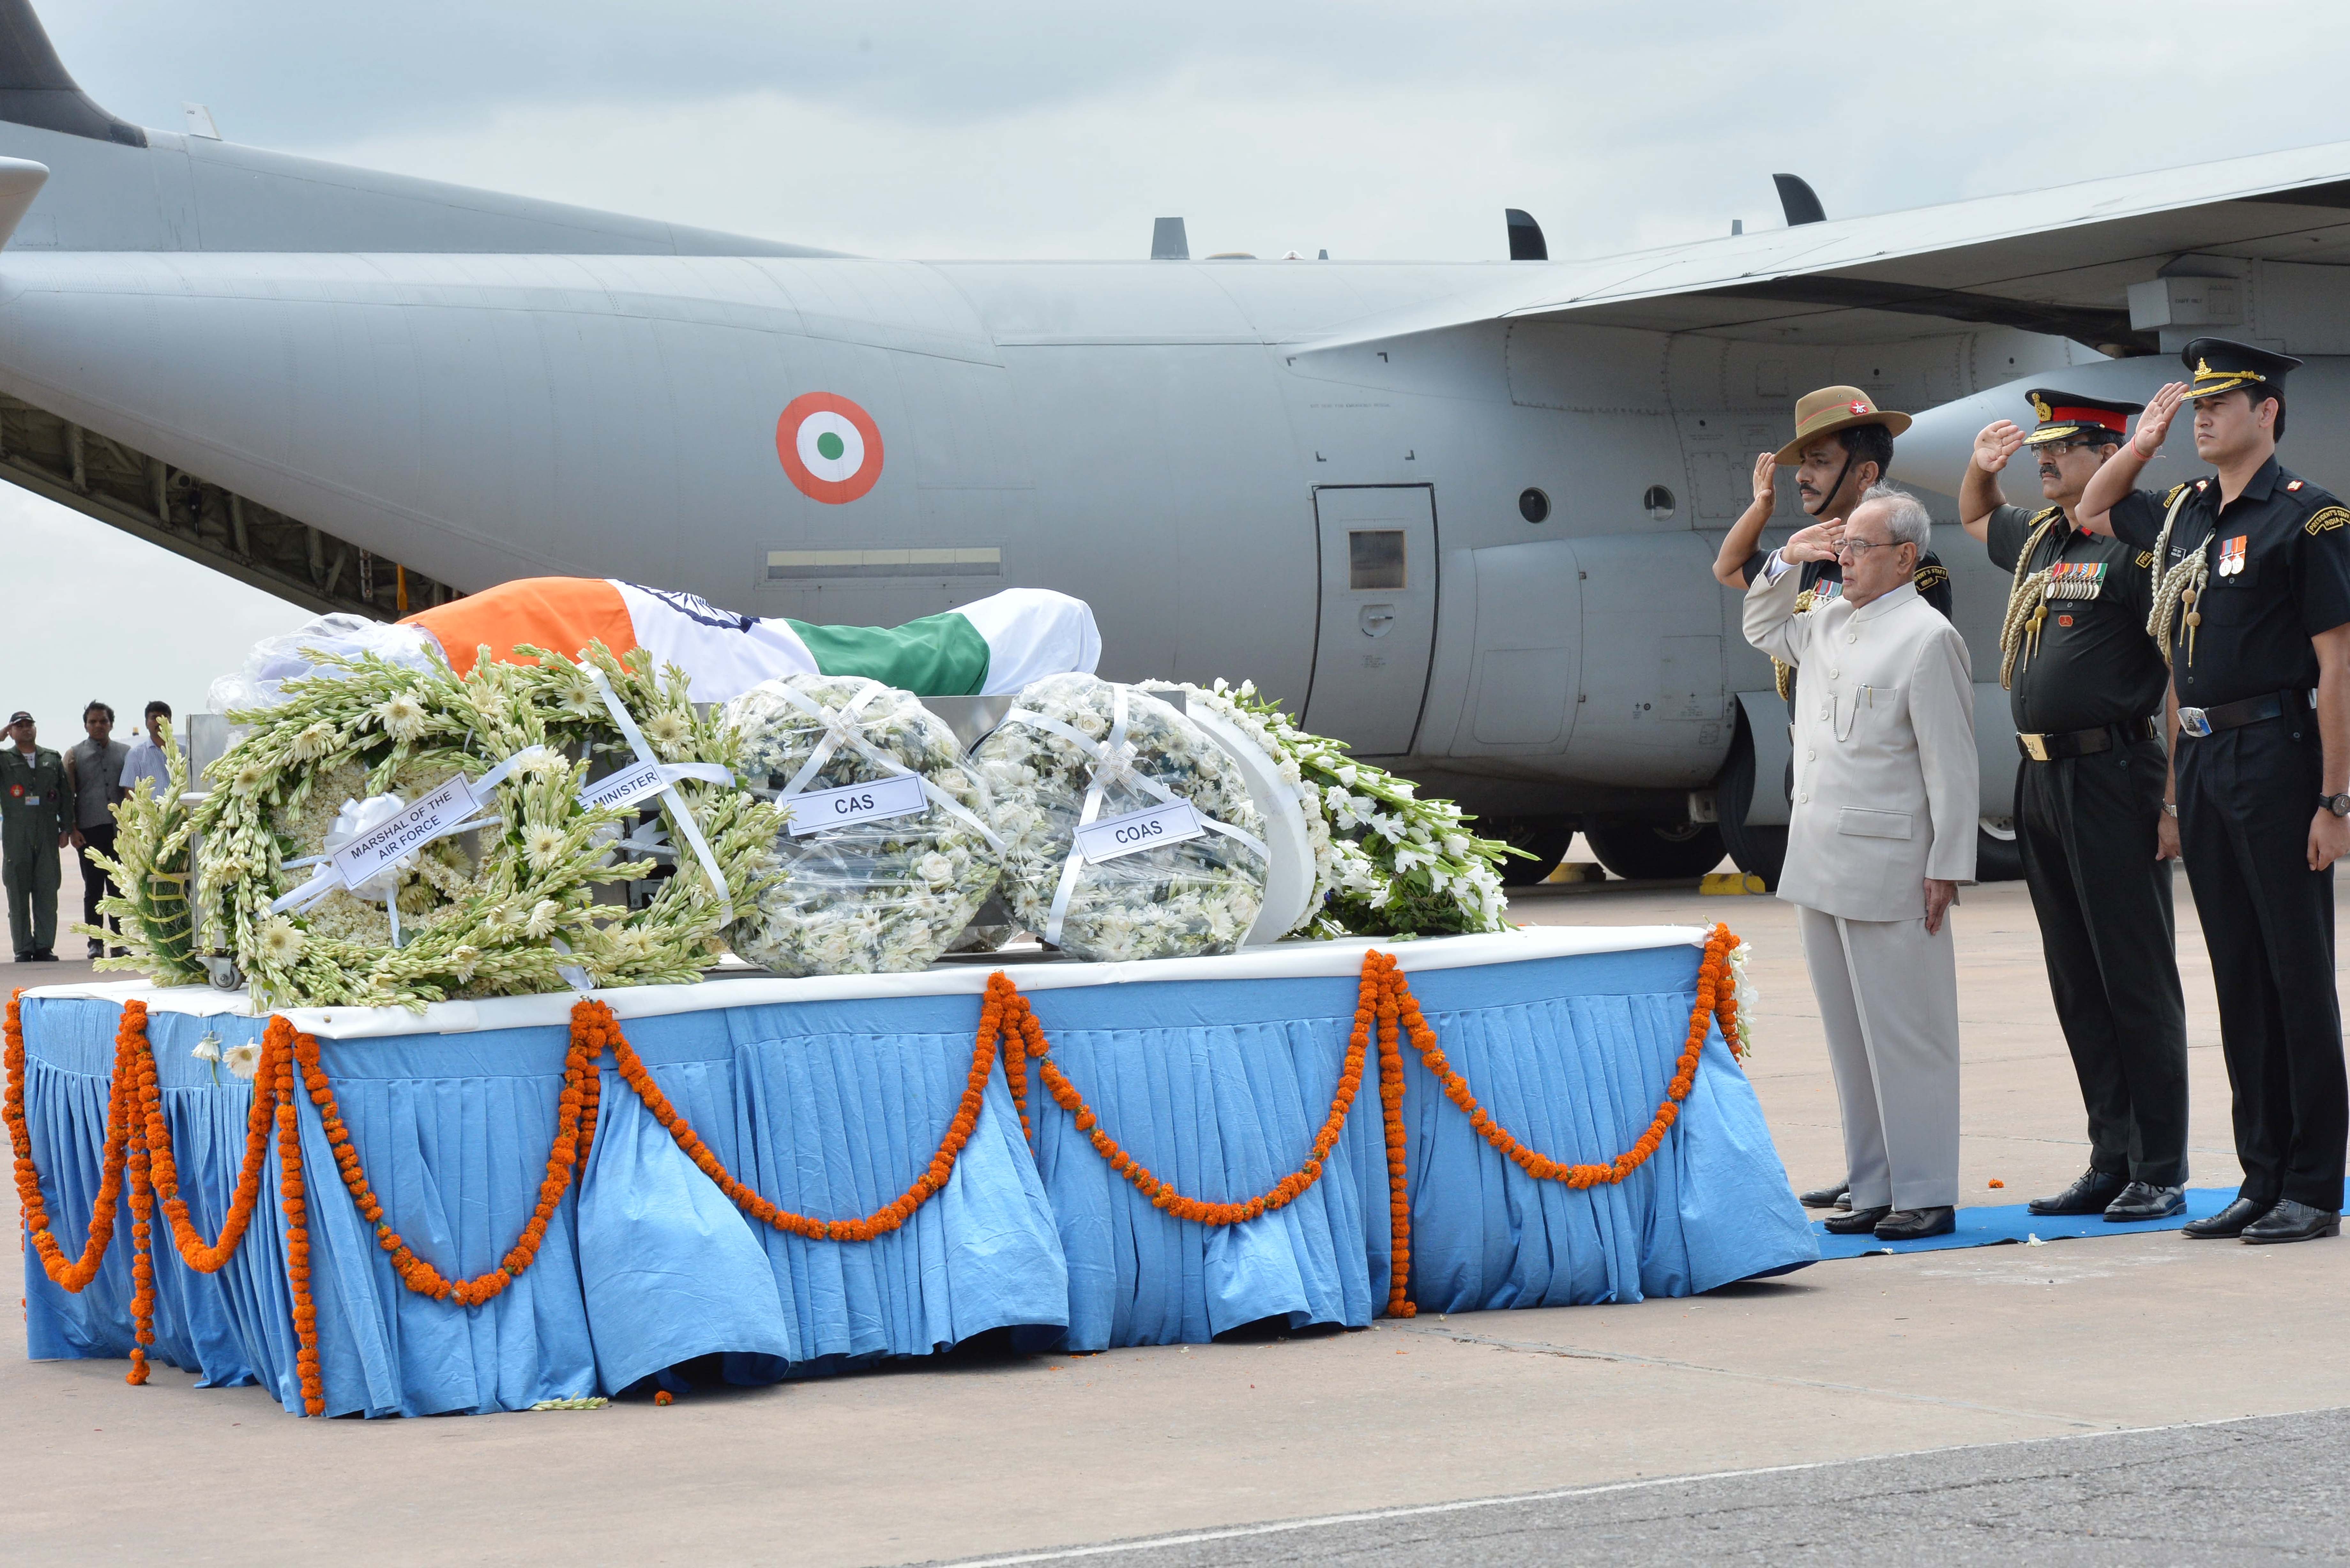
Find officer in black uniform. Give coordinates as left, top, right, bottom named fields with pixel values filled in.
left=2082, top=338, right=2350, bottom=1245
left=1961, top=390, right=2188, bottom=1221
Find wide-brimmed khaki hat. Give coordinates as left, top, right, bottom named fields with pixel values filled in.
left=1773, top=385, right=1913, bottom=465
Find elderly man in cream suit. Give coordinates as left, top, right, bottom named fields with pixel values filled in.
left=1746, top=484, right=1979, bottom=1241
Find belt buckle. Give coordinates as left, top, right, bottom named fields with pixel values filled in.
left=2019, top=732, right=2051, bottom=762
left=2179, top=706, right=2213, bottom=738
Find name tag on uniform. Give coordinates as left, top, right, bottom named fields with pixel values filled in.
left=786, top=773, right=927, bottom=836
left=2046, top=561, right=2107, bottom=600
left=24, top=795, right=40, bottom=806
left=1075, top=802, right=1206, bottom=863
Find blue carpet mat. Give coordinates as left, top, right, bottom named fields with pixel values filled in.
left=1811, top=1187, right=2246, bottom=1259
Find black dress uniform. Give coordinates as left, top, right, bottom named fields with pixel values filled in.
left=2110, top=340, right=2350, bottom=1232
left=1987, top=391, right=2189, bottom=1211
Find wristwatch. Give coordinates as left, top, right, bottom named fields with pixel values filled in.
left=2322, top=793, right=2350, bottom=818
left=2162, top=802, right=2178, bottom=818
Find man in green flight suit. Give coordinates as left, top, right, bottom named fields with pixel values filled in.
left=0, top=710, right=68, bottom=961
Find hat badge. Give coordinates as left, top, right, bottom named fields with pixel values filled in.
left=2196, top=358, right=2213, bottom=378
left=1847, top=399, right=1868, bottom=416
left=2030, top=393, right=2052, bottom=421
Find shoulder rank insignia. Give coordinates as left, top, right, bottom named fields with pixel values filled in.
left=2197, top=479, right=2209, bottom=491
left=2288, top=479, right=2305, bottom=492
left=2307, top=506, right=2350, bottom=536
left=2135, top=549, right=2155, bottom=569
left=1911, top=564, right=1949, bottom=591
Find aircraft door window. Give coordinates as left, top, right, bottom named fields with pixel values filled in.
left=1348, top=529, right=1407, bottom=590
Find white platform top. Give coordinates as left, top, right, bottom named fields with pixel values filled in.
left=19, top=924, right=1710, bottom=1040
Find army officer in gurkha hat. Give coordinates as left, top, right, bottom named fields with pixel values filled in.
left=2081, top=338, right=2350, bottom=1245
left=1961, top=390, right=2190, bottom=1222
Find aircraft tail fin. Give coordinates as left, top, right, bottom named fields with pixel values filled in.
left=0, top=0, right=142, bottom=146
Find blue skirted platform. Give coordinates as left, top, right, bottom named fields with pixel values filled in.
left=15, top=928, right=1816, bottom=1416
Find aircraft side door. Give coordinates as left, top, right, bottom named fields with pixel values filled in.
left=1303, top=484, right=1439, bottom=756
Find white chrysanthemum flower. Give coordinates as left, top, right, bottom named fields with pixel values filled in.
left=643, top=709, right=693, bottom=758
left=916, top=852, right=954, bottom=886
left=523, top=823, right=566, bottom=869
left=259, top=916, right=305, bottom=964
left=222, top=1041, right=263, bottom=1081
left=524, top=899, right=564, bottom=938
left=232, top=761, right=268, bottom=794
left=374, top=694, right=428, bottom=742
left=190, top=1033, right=223, bottom=1063
left=287, top=721, right=338, bottom=761
left=558, top=675, right=600, bottom=717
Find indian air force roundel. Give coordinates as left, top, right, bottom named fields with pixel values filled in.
left=776, top=392, right=885, bottom=503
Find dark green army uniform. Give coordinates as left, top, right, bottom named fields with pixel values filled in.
left=1988, top=391, right=2189, bottom=1198
left=0, top=743, right=66, bottom=959
left=2110, top=342, right=2350, bottom=1223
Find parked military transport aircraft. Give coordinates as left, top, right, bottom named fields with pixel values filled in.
left=1, top=0, right=2346, bottom=885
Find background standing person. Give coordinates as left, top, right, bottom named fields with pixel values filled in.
left=0, top=710, right=67, bottom=961
left=1744, top=486, right=1979, bottom=1241
left=1959, top=393, right=2190, bottom=1223
left=63, top=700, right=128, bottom=958
left=2080, top=339, right=2350, bottom=1246
left=119, top=699, right=176, bottom=799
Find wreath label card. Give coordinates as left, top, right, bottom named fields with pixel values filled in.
left=1076, top=801, right=1205, bottom=863
left=787, top=773, right=927, bottom=836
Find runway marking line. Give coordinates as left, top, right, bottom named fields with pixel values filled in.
left=924, top=1410, right=2293, bottom=1567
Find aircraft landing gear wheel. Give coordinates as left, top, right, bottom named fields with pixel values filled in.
left=1976, top=818, right=2024, bottom=883
left=1480, top=816, right=1576, bottom=887
left=1582, top=820, right=1727, bottom=882
left=1714, top=717, right=1786, bottom=892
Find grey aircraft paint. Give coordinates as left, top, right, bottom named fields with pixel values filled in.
left=2, top=0, right=2347, bottom=878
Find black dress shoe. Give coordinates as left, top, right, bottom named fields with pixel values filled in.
left=2241, top=1199, right=2341, bottom=1244
left=2103, top=1182, right=2187, bottom=1222
left=1799, top=1182, right=1852, bottom=1210
left=2027, top=1168, right=2128, bottom=1216
left=1874, top=1207, right=1956, bottom=1241
left=2182, top=1196, right=2274, bottom=1239
left=1821, top=1205, right=1891, bottom=1234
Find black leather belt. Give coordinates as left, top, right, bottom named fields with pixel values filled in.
left=2177, top=690, right=2311, bottom=739
left=2016, top=717, right=2161, bottom=762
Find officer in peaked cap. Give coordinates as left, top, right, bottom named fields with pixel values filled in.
left=0, top=710, right=68, bottom=962
left=1961, top=389, right=2189, bottom=1223
left=2081, top=337, right=2350, bottom=1244
left=1713, top=385, right=1955, bottom=1215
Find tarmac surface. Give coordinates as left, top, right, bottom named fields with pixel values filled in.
left=6, top=846, right=2349, bottom=1566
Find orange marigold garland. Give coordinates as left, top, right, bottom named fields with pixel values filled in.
left=8, top=923, right=1744, bottom=1409
left=9, top=989, right=137, bottom=1293
left=600, top=997, right=997, bottom=1243
left=987, top=964, right=1375, bottom=1229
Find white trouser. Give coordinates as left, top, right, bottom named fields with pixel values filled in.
left=1796, top=904, right=1961, bottom=1211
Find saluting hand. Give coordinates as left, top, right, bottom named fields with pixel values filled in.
left=2133, top=382, right=2189, bottom=459
left=1783, top=517, right=1844, bottom=563
left=1750, top=452, right=1778, bottom=507
left=1973, top=421, right=2026, bottom=473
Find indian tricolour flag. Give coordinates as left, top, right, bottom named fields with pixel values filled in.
left=402, top=578, right=1100, bottom=702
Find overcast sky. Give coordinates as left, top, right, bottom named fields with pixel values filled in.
left=10, top=1, right=2350, bottom=734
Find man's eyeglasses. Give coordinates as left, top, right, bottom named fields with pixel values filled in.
left=1834, top=537, right=1902, bottom=559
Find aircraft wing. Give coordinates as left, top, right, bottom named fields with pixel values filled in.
left=1298, top=137, right=2350, bottom=353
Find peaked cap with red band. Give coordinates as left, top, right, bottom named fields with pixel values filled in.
left=2021, top=387, right=2142, bottom=448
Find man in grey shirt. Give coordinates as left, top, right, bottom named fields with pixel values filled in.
left=63, top=701, right=128, bottom=958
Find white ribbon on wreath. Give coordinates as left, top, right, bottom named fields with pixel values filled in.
left=749, top=680, right=1005, bottom=852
